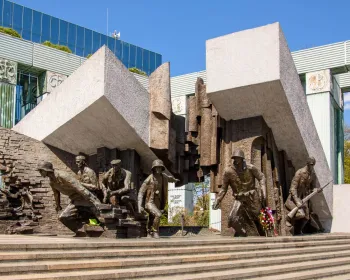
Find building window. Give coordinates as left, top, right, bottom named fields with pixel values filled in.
left=67, top=22, right=76, bottom=52
left=92, top=31, right=101, bottom=53
left=22, top=7, right=32, bottom=41
left=41, top=14, right=50, bottom=43
left=115, top=39, right=122, bottom=60
left=136, top=47, right=143, bottom=70
left=12, top=4, right=23, bottom=35
left=142, top=49, right=150, bottom=75
left=122, top=42, right=130, bottom=68
left=59, top=20, right=68, bottom=45
left=3, top=0, right=13, bottom=28
left=50, top=17, right=59, bottom=44
left=129, top=44, right=136, bottom=68
left=107, top=36, right=115, bottom=53
left=150, top=51, right=156, bottom=73
left=84, top=28, right=92, bottom=56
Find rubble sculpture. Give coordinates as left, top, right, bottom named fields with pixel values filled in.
left=76, top=155, right=101, bottom=200
left=285, top=157, right=325, bottom=235
left=212, top=149, right=266, bottom=236
left=138, top=159, right=178, bottom=238
left=37, top=161, right=102, bottom=237
left=101, top=159, right=136, bottom=216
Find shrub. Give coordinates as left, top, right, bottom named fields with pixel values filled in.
left=42, top=41, right=72, bottom=53
left=129, top=67, right=147, bottom=76
left=0, top=26, right=21, bottom=38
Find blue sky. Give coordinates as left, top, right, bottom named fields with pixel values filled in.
left=11, top=0, right=350, bottom=124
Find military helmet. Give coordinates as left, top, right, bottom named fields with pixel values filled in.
left=152, top=159, right=165, bottom=171
left=76, top=155, right=86, bottom=161
left=111, top=159, right=122, bottom=166
left=307, top=156, right=316, bottom=166
left=37, top=161, right=54, bottom=172
left=231, top=149, right=245, bottom=159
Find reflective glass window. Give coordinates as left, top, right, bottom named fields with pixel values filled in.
left=115, top=39, right=122, bottom=59
left=0, top=0, right=3, bottom=25
left=41, top=14, right=50, bottom=42
left=3, top=0, right=13, bottom=27
left=150, top=52, right=156, bottom=73
left=76, top=47, right=84, bottom=57
left=100, top=34, right=107, bottom=47
left=122, top=42, right=130, bottom=67
left=136, top=47, right=143, bottom=70
left=92, top=31, right=100, bottom=52
left=142, top=49, right=150, bottom=75
left=76, top=26, right=84, bottom=48
left=32, top=10, right=41, bottom=36
left=107, top=37, right=115, bottom=52
left=68, top=23, right=76, bottom=46
left=50, top=17, right=59, bottom=44
left=156, top=54, right=162, bottom=68
left=84, top=29, right=92, bottom=56
left=129, top=44, right=136, bottom=68
left=23, top=7, right=32, bottom=32
left=13, top=4, right=23, bottom=31
left=59, top=20, right=68, bottom=45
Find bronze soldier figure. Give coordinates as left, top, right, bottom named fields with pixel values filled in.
left=285, top=157, right=321, bottom=235
left=37, top=161, right=102, bottom=236
left=212, top=149, right=266, bottom=236
left=76, top=155, right=101, bottom=199
left=101, top=159, right=136, bottom=215
left=138, top=159, right=178, bottom=239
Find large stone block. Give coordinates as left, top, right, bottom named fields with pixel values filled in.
left=13, top=46, right=157, bottom=171
left=206, top=23, right=333, bottom=229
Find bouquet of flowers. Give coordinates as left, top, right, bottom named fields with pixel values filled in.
left=259, top=207, right=277, bottom=236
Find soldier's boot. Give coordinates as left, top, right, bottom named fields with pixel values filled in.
left=152, top=231, right=160, bottom=239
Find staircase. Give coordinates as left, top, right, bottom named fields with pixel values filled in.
left=0, top=234, right=350, bottom=279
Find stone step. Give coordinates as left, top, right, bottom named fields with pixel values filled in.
left=148, top=263, right=350, bottom=280
left=2, top=255, right=350, bottom=280
left=0, top=234, right=349, bottom=251
left=0, top=247, right=350, bottom=275
left=0, top=240, right=349, bottom=262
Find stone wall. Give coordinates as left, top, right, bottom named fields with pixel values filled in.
left=0, top=127, right=76, bottom=234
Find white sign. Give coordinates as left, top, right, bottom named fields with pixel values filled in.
left=172, top=96, right=187, bottom=115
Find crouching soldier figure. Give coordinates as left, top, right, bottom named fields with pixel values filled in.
left=101, top=159, right=136, bottom=215
left=138, top=159, right=178, bottom=238
left=37, top=161, right=102, bottom=237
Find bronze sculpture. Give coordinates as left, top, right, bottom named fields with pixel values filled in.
left=138, top=159, right=178, bottom=238
left=76, top=155, right=101, bottom=199
left=285, top=157, right=323, bottom=235
left=101, top=159, right=136, bottom=215
left=37, top=161, right=102, bottom=236
left=212, top=149, right=266, bottom=236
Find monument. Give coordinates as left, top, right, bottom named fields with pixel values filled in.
left=0, top=22, right=335, bottom=238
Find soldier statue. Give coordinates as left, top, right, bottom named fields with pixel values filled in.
left=285, top=157, right=322, bottom=235
left=212, top=149, right=266, bottom=236
left=138, top=159, right=178, bottom=239
left=75, top=155, right=101, bottom=200
left=101, top=159, right=136, bottom=215
left=37, top=161, right=102, bottom=236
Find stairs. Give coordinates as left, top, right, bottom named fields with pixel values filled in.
left=0, top=234, right=350, bottom=279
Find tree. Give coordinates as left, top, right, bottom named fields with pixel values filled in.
left=345, top=141, right=350, bottom=184
left=345, top=124, right=350, bottom=141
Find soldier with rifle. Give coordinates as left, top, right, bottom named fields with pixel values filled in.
left=285, top=157, right=329, bottom=235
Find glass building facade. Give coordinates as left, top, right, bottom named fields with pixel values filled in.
left=0, top=0, right=161, bottom=75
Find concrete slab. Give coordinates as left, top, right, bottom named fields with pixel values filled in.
left=331, top=185, right=350, bottom=233
left=206, top=23, right=333, bottom=229
left=13, top=46, right=155, bottom=170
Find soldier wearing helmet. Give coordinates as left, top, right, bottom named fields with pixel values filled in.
left=212, top=149, right=266, bottom=236
left=101, top=159, right=136, bottom=215
left=76, top=155, right=101, bottom=199
left=138, top=159, right=178, bottom=238
left=37, top=161, right=102, bottom=236
left=285, top=156, right=320, bottom=234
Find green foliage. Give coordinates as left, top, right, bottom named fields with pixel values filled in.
left=128, top=67, right=147, bottom=76
left=86, top=54, right=92, bottom=59
left=345, top=141, right=350, bottom=184
left=0, top=26, right=21, bottom=38
left=160, top=203, right=169, bottom=226
left=193, top=210, right=209, bottom=227
left=42, top=41, right=72, bottom=53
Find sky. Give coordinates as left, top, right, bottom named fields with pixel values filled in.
left=10, top=0, right=350, bottom=124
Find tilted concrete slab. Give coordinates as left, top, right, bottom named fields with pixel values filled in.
left=13, top=46, right=157, bottom=171
left=206, top=23, right=333, bottom=229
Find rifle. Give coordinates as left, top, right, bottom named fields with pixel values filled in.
left=287, top=179, right=333, bottom=219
